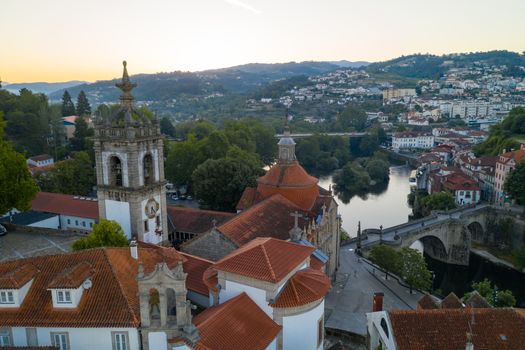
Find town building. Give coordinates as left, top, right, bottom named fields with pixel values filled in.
left=427, top=168, right=481, bottom=205
left=367, top=293, right=525, bottom=350
left=181, top=122, right=341, bottom=278
left=382, top=88, right=417, bottom=101
left=0, top=237, right=330, bottom=350
left=93, top=62, right=168, bottom=244
left=27, top=154, right=54, bottom=169
left=494, top=144, right=525, bottom=206
left=392, top=132, right=434, bottom=151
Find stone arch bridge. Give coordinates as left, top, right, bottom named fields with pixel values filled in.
left=361, top=204, right=505, bottom=266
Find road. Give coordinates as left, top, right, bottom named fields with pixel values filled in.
left=324, top=244, right=423, bottom=336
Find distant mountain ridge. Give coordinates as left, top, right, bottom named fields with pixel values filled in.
left=3, top=81, right=86, bottom=95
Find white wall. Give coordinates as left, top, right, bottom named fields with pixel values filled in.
left=265, top=337, right=277, bottom=350
left=11, top=327, right=139, bottom=350
left=105, top=200, right=131, bottom=238
left=282, top=300, right=324, bottom=350
left=30, top=216, right=60, bottom=230
left=60, top=215, right=96, bottom=232
left=141, top=195, right=162, bottom=244
left=220, top=280, right=273, bottom=318
left=149, top=331, right=167, bottom=350
left=366, top=311, right=397, bottom=350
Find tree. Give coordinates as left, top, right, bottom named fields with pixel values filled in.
left=198, top=131, right=230, bottom=160
left=160, top=117, right=176, bottom=137
left=61, top=90, right=76, bottom=116
left=75, top=91, right=91, bottom=116
left=165, top=136, right=201, bottom=188
left=192, top=157, right=260, bottom=211
left=400, top=247, right=432, bottom=293
left=72, top=219, right=128, bottom=251
left=369, top=245, right=402, bottom=279
left=422, top=192, right=456, bottom=213
left=333, top=162, right=370, bottom=194
left=35, top=151, right=95, bottom=195
left=0, top=112, right=39, bottom=213
left=366, top=159, right=390, bottom=183
left=466, top=278, right=516, bottom=307
left=70, top=117, right=93, bottom=152
left=504, top=161, right=525, bottom=205
left=337, top=105, right=367, bottom=131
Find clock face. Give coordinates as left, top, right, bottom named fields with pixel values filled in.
left=145, top=198, right=159, bottom=219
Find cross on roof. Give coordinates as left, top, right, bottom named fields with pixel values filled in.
left=290, top=211, right=302, bottom=229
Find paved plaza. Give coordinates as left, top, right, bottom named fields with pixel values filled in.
left=325, top=244, right=423, bottom=336
left=0, top=230, right=80, bottom=262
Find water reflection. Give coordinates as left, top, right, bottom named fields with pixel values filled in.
left=319, top=164, right=413, bottom=237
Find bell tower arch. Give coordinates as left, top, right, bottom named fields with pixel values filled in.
left=94, top=61, right=168, bottom=244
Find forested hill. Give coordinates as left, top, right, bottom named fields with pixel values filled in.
left=3, top=81, right=86, bottom=95
left=366, top=50, right=525, bottom=79
left=48, top=61, right=361, bottom=103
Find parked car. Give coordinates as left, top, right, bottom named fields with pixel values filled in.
left=171, top=195, right=179, bottom=201
left=187, top=196, right=193, bottom=201
left=0, top=224, right=7, bottom=236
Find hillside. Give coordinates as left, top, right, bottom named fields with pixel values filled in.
left=3, top=80, right=86, bottom=95
left=366, top=50, right=525, bottom=79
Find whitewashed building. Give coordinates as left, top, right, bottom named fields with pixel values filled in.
left=392, top=132, right=434, bottom=151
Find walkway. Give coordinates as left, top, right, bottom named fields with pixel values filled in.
left=324, top=245, right=423, bottom=336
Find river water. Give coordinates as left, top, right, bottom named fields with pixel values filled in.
left=318, top=164, right=413, bottom=237
left=319, top=163, right=525, bottom=305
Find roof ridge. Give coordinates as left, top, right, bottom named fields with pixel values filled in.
left=260, top=245, right=277, bottom=282
left=102, top=249, right=140, bottom=326
left=197, top=292, right=245, bottom=328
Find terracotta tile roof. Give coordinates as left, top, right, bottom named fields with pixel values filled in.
left=271, top=268, right=330, bottom=308
left=28, top=154, right=53, bottom=162
left=0, top=247, right=183, bottom=328
left=236, top=187, right=263, bottom=211
left=440, top=292, right=463, bottom=309
left=500, top=149, right=525, bottom=164
left=193, top=292, right=281, bottom=350
left=166, top=206, right=235, bottom=234
left=218, top=194, right=309, bottom=246
left=310, top=256, right=325, bottom=271
left=443, top=173, right=480, bottom=191
left=389, top=308, right=525, bottom=350
left=47, top=261, right=94, bottom=289
left=202, top=267, right=219, bottom=293
left=416, top=294, right=439, bottom=310
left=213, top=238, right=315, bottom=283
left=0, top=263, right=39, bottom=289
left=464, top=291, right=492, bottom=309
left=31, top=192, right=99, bottom=220
left=256, top=161, right=320, bottom=210
left=179, top=252, right=213, bottom=296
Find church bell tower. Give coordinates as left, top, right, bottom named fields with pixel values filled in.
left=93, top=61, right=168, bottom=244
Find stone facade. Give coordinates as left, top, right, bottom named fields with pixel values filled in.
left=94, top=62, right=168, bottom=243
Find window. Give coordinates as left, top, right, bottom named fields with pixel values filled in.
left=112, top=332, right=129, bottom=350
left=75, top=220, right=79, bottom=226
left=0, top=328, right=12, bottom=346
left=67, top=219, right=71, bottom=225
left=0, top=291, right=14, bottom=304
left=109, top=156, right=123, bottom=187
left=56, top=290, right=72, bottom=304
left=143, top=154, right=154, bottom=186
left=90, top=222, right=93, bottom=228
left=51, top=332, right=69, bottom=350
left=82, top=221, right=86, bottom=227
left=156, top=215, right=160, bottom=227
left=317, top=316, right=324, bottom=347
left=144, top=220, right=149, bottom=233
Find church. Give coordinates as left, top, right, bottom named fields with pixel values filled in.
left=180, top=121, right=342, bottom=277
left=90, top=61, right=342, bottom=279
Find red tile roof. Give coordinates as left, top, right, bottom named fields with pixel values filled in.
left=0, top=263, right=39, bottom=289
left=167, top=206, right=235, bottom=234
left=440, top=292, right=463, bottom=309
left=31, top=192, right=99, bottom=220
left=213, top=238, right=315, bottom=284
left=47, top=261, right=94, bottom=289
left=271, top=268, right=330, bottom=308
left=236, top=187, right=263, bottom=211
left=500, top=149, right=525, bottom=164
left=193, top=292, right=281, bottom=350
left=442, top=173, right=480, bottom=191
left=28, top=154, right=53, bottom=162
left=0, top=247, right=184, bottom=328
left=389, top=308, right=525, bottom=350
left=218, top=194, right=308, bottom=246
left=416, top=294, right=439, bottom=310
left=256, top=161, right=320, bottom=210
left=179, top=252, right=213, bottom=296
left=310, top=256, right=326, bottom=271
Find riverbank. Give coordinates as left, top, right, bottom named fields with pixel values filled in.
left=471, top=247, right=524, bottom=273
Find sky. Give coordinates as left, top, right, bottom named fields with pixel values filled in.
left=1, top=0, right=525, bottom=83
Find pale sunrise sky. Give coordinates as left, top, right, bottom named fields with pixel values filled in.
left=1, top=0, right=524, bottom=83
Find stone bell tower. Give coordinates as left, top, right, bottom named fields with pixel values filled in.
left=93, top=61, right=168, bottom=244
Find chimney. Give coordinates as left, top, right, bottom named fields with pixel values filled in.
left=130, top=236, right=138, bottom=260
left=373, top=292, right=384, bottom=312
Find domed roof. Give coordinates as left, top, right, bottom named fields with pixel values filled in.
left=258, top=161, right=318, bottom=188
left=270, top=267, right=331, bottom=308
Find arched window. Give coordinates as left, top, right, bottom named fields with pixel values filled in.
left=149, top=288, right=160, bottom=321
left=380, top=318, right=389, bottom=338
left=143, top=154, right=154, bottom=186
left=166, top=288, right=177, bottom=316
left=109, top=156, right=122, bottom=186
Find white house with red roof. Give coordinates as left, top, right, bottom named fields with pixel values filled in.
left=494, top=144, right=525, bottom=206
left=0, top=238, right=331, bottom=350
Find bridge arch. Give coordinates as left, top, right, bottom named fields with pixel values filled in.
left=406, top=234, right=448, bottom=262
left=467, top=221, right=484, bottom=243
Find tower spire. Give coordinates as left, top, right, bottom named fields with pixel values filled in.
left=116, top=60, right=137, bottom=107
left=278, top=108, right=296, bottom=163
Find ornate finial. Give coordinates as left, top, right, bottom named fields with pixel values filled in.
left=116, top=60, right=137, bottom=107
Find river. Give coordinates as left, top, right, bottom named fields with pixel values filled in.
left=319, top=163, right=525, bottom=306
left=318, top=164, right=413, bottom=237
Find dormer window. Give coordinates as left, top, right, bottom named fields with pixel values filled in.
left=56, top=290, right=72, bottom=304
left=0, top=291, right=14, bottom=304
